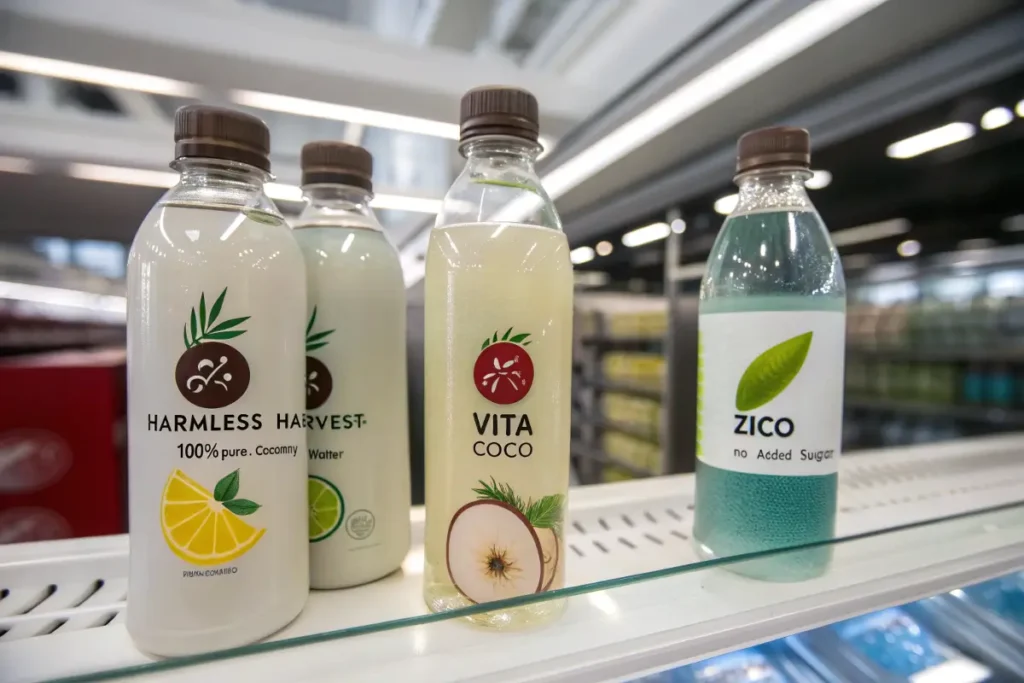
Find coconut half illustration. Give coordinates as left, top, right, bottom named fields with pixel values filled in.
left=535, top=526, right=561, bottom=591
left=446, top=499, right=544, bottom=604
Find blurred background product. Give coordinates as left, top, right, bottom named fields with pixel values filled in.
left=627, top=571, right=1024, bottom=682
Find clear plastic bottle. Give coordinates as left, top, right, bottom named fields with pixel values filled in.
left=693, top=126, right=846, bottom=580
left=290, top=142, right=411, bottom=588
left=126, top=106, right=308, bottom=655
left=423, top=87, right=572, bottom=627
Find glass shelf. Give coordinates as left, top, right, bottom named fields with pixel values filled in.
left=3, top=433, right=1024, bottom=682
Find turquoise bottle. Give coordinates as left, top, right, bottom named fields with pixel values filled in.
left=693, top=126, right=846, bottom=580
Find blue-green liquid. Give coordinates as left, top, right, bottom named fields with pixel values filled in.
left=694, top=208, right=845, bottom=581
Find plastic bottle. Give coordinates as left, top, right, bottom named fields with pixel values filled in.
left=694, top=126, right=846, bottom=580
left=422, top=86, right=572, bottom=627
left=126, top=106, right=308, bottom=654
left=290, top=141, right=411, bottom=588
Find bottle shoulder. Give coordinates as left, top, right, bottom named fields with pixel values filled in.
left=128, top=204, right=304, bottom=269
left=701, top=209, right=845, bottom=301
left=293, top=226, right=403, bottom=277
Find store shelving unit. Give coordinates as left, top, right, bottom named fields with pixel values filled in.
left=4, top=434, right=1024, bottom=682
left=846, top=397, right=1024, bottom=427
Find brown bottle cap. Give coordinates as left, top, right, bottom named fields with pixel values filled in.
left=460, top=86, right=539, bottom=145
left=736, top=126, right=810, bottom=174
left=174, top=105, right=271, bottom=172
left=300, top=141, right=373, bottom=191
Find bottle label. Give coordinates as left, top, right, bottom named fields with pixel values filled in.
left=697, top=310, right=845, bottom=476
left=447, top=325, right=566, bottom=603
left=138, top=285, right=304, bottom=570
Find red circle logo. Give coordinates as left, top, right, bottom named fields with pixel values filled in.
left=474, top=340, right=534, bottom=405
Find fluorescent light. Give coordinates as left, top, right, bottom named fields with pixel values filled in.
left=264, top=183, right=303, bottom=202
left=622, top=222, right=670, bottom=247
left=0, top=280, right=126, bottom=315
left=0, top=156, right=35, bottom=174
left=830, top=218, right=910, bottom=247
left=886, top=122, right=975, bottom=159
left=595, top=240, right=613, bottom=256
left=540, top=0, right=889, bottom=199
left=64, top=163, right=441, bottom=213
left=0, top=51, right=196, bottom=97
left=1001, top=214, right=1024, bottom=233
left=805, top=169, right=832, bottom=189
left=570, top=246, right=595, bottom=264
left=67, top=163, right=177, bottom=188
left=714, top=194, right=738, bottom=215
left=232, top=90, right=460, bottom=140
left=371, top=194, right=442, bottom=214
left=897, top=239, right=921, bottom=258
left=981, top=107, right=1013, bottom=130
left=1017, top=100, right=1024, bottom=118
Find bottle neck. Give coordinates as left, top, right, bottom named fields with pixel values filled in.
left=435, top=135, right=561, bottom=231
left=165, top=158, right=281, bottom=217
left=462, top=136, right=541, bottom=173
left=295, top=184, right=379, bottom=230
left=733, top=167, right=813, bottom=215
left=175, top=158, right=270, bottom=191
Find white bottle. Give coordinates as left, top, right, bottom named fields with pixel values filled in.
left=126, top=106, right=308, bottom=655
left=291, top=141, right=411, bottom=588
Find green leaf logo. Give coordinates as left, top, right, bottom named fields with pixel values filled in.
left=735, top=332, right=812, bottom=411
left=183, top=288, right=249, bottom=349
left=305, top=306, right=336, bottom=353
left=481, top=327, right=532, bottom=350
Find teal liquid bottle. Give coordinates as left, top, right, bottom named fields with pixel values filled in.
left=693, top=126, right=846, bottom=580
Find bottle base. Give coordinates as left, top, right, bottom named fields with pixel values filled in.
left=692, top=536, right=831, bottom=582
left=424, top=584, right=566, bottom=629
left=127, top=590, right=306, bottom=657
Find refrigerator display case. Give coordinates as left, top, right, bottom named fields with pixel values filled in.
left=3, top=434, right=1024, bottom=682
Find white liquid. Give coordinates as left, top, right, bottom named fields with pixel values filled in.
left=126, top=204, right=308, bottom=655
left=291, top=220, right=411, bottom=588
left=423, top=223, right=573, bottom=627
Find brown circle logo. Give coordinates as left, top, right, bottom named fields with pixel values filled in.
left=176, top=287, right=252, bottom=409
left=306, top=356, right=333, bottom=410
left=175, top=342, right=250, bottom=409
left=474, top=328, right=534, bottom=406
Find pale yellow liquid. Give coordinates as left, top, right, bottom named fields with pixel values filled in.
left=423, top=223, right=573, bottom=628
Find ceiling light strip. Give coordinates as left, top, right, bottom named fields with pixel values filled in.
left=541, top=0, right=889, bottom=199
left=622, top=222, right=670, bottom=247
left=231, top=90, right=460, bottom=140
left=0, top=51, right=197, bottom=98
left=885, top=122, right=975, bottom=159
left=64, top=163, right=442, bottom=214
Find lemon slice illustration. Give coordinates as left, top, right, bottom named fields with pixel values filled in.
left=160, top=469, right=265, bottom=565
left=308, top=475, right=344, bottom=542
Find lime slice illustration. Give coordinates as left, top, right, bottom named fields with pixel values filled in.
left=308, top=475, right=344, bottom=543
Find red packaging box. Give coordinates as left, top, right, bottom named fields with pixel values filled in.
left=0, top=348, right=126, bottom=543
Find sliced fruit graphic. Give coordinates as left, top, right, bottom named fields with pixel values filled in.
left=308, top=475, right=344, bottom=542
left=160, top=469, right=265, bottom=566
left=536, top=526, right=561, bottom=591
left=446, top=500, right=543, bottom=604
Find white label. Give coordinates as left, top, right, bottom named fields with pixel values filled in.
left=697, top=310, right=844, bottom=476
